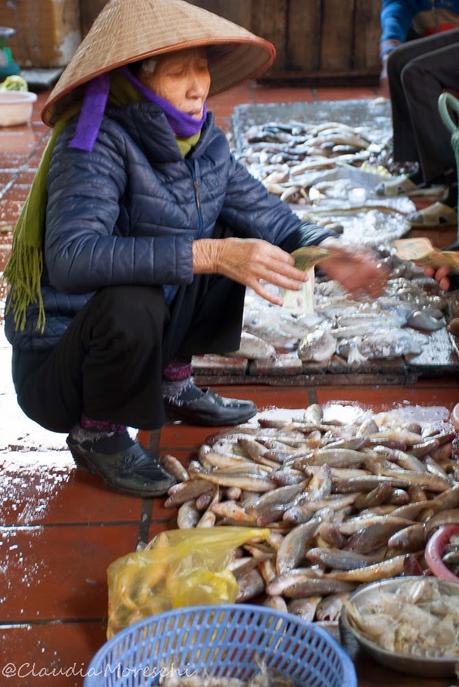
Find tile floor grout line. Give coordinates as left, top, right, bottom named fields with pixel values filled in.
left=0, top=173, right=21, bottom=202
left=152, top=518, right=177, bottom=525
left=0, top=617, right=106, bottom=627
left=137, top=499, right=153, bottom=548
left=0, top=520, right=142, bottom=529
left=308, top=388, right=318, bottom=404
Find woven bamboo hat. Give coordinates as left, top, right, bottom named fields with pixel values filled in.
left=42, top=0, right=276, bottom=125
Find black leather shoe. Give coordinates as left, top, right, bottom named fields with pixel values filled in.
left=164, top=388, right=257, bottom=426
left=67, top=433, right=175, bottom=497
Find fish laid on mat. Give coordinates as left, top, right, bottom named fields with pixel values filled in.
left=236, top=248, right=450, bottom=371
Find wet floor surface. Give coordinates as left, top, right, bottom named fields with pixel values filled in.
left=1, top=84, right=458, bottom=686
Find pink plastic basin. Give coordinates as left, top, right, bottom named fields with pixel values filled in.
left=425, top=525, right=459, bottom=582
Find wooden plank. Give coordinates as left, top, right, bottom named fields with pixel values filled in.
left=257, top=70, right=380, bottom=86
left=251, top=353, right=303, bottom=376
left=250, top=0, right=288, bottom=71
left=79, top=0, right=109, bottom=35
left=193, top=373, right=417, bottom=386
left=286, top=0, right=321, bottom=71
left=188, top=0, right=252, bottom=30
left=192, top=355, right=248, bottom=375
left=353, top=0, right=381, bottom=71
left=320, top=0, right=355, bottom=71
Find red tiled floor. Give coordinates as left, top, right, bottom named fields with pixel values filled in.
left=0, top=525, right=139, bottom=622
left=415, top=377, right=459, bottom=387
left=313, top=86, right=379, bottom=100
left=253, top=86, right=315, bottom=103
left=0, top=453, right=143, bottom=526
left=315, top=385, right=459, bottom=410
left=0, top=171, right=15, bottom=189
left=14, top=169, right=38, bottom=185
left=0, top=154, right=28, bottom=170
left=2, top=184, right=31, bottom=202
left=152, top=497, right=179, bottom=524
left=0, top=199, right=23, bottom=223
left=0, top=622, right=107, bottom=687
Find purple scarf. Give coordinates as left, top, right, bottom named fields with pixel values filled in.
left=70, top=67, right=206, bottom=152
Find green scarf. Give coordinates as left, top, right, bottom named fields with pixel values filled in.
left=5, top=70, right=201, bottom=332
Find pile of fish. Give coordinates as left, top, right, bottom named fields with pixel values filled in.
left=236, top=117, right=423, bottom=246
left=345, top=577, right=459, bottom=657
left=162, top=404, right=459, bottom=626
left=239, top=252, right=449, bottom=365
left=238, top=120, right=387, bottom=205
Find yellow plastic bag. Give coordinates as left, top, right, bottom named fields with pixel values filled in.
left=106, top=527, right=269, bottom=639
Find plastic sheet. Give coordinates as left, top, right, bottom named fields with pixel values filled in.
left=107, top=527, right=269, bottom=639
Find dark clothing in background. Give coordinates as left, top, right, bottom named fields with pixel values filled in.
left=12, top=275, right=245, bottom=433
left=381, top=0, right=459, bottom=55
left=387, top=28, right=459, bottom=183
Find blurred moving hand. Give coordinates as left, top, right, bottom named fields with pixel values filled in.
left=192, top=237, right=307, bottom=305
left=319, top=238, right=388, bottom=298
left=424, top=265, right=450, bottom=290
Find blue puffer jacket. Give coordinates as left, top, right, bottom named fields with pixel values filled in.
left=381, top=0, right=459, bottom=52
left=5, top=102, right=330, bottom=351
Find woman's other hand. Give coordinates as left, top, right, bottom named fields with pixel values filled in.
left=192, top=237, right=307, bottom=305
left=424, top=265, right=450, bottom=290
left=319, top=239, right=388, bottom=298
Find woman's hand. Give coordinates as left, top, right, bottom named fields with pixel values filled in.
left=319, top=239, right=388, bottom=298
left=192, top=237, right=307, bottom=305
left=424, top=265, right=450, bottom=290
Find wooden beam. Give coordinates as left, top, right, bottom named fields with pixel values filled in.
left=251, top=0, right=288, bottom=71
left=320, top=0, right=355, bottom=71
left=286, top=0, right=321, bottom=71
left=188, top=0, right=252, bottom=29
left=354, top=0, right=382, bottom=71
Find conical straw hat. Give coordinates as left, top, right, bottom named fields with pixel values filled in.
left=42, top=0, right=276, bottom=125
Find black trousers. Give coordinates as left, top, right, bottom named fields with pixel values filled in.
left=12, top=275, right=245, bottom=433
left=387, top=28, right=459, bottom=183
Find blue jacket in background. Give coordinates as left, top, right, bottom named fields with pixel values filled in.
left=5, top=102, right=331, bottom=351
left=381, top=0, right=459, bottom=53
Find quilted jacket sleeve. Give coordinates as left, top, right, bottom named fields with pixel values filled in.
left=45, top=125, right=193, bottom=293
left=380, top=0, right=416, bottom=45
left=220, top=155, right=332, bottom=249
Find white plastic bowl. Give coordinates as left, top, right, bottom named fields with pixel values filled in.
left=0, top=91, right=37, bottom=127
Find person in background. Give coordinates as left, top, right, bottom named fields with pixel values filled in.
left=4, top=0, right=386, bottom=499
left=378, top=1, right=459, bottom=228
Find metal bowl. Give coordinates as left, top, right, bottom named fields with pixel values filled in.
left=339, top=576, right=459, bottom=678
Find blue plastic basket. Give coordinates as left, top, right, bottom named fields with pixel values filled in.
left=84, top=604, right=356, bottom=686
